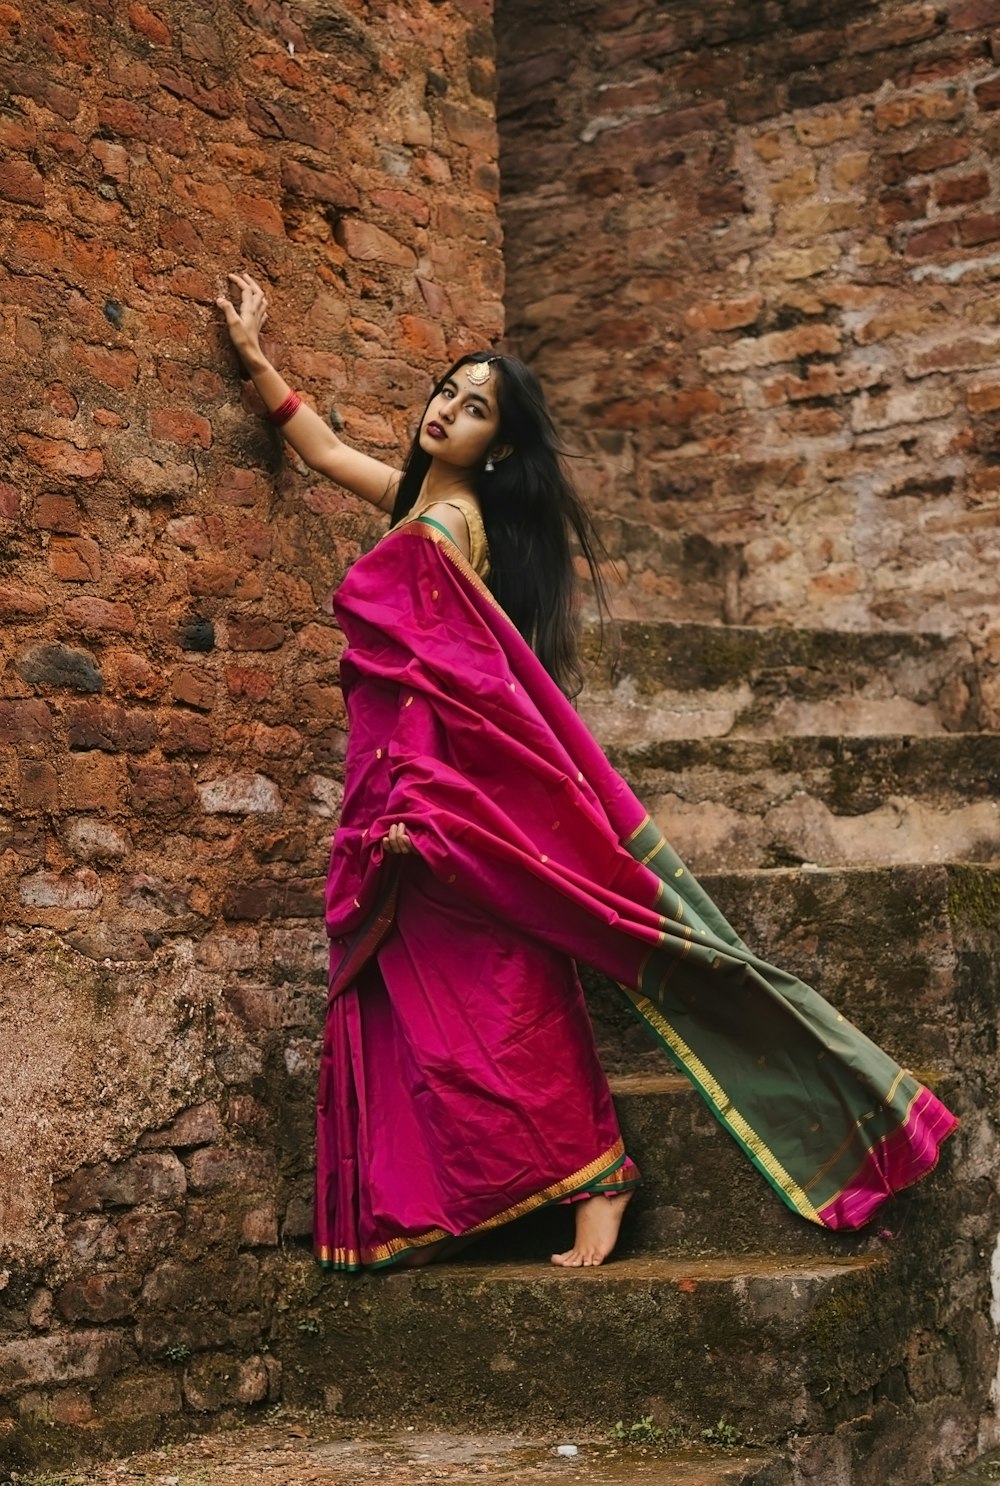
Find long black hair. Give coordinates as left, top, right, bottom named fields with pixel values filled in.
left=390, top=351, right=609, bottom=697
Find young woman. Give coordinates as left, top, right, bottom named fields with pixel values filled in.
left=217, top=273, right=958, bottom=1272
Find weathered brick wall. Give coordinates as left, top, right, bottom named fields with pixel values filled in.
left=0, top=0, right=498, bottom=1457
left=497, top=0, right=1000, bottom=636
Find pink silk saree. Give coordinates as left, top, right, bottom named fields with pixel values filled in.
left=314, top=520, right=958, bottom=1270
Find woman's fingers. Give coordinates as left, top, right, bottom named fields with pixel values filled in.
left=384, top=823, right=414, bottom=854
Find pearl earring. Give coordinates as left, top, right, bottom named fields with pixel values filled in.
left=485, top=456, right=495, bottom=473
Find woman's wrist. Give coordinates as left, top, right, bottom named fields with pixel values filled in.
left=240, top=345, right=271, bottom=378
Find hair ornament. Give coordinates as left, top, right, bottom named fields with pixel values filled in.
left=466, top=359, right=494, bottom=385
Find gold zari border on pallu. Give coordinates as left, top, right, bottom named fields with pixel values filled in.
left=804, top=1079, right=924, bottom=1219
left=399, top=518, right=507, bottom=617
left=620, top=985, right=822, bottom=1225
left=316, top=1139, right=627, bottom=1271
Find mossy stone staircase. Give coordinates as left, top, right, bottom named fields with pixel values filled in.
left=266, top=565, right=1000, bottom=1485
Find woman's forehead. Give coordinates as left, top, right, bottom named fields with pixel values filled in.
left=448, top=364, right=497, bottom=411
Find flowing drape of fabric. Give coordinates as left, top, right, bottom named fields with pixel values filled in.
left=315, top=521, right=957, bottom=1269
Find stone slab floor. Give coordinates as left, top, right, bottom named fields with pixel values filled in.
left=5, top=1415, right=788, bottom=1486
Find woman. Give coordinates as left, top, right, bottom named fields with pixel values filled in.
left=217, top=273, right=958, bottom=1272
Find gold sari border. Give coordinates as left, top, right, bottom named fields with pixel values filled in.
left=620, top=985, right=822, bottom=1225
left=320, top=1139, right=628, bottom=1271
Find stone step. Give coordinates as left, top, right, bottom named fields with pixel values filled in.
left=605, top=733, right=1000, bottom=872
left=277, top=1250, right=881, bottom=1444
left=12, top=1418, right=792, bottom=1485
left=472, top=1072, right=958, bottom=1261
left=579, top=620, right=978, bottom=742
left=935, top=1446, right=1000, bottom=1485
left=580, top=863, right=999, bottom=1075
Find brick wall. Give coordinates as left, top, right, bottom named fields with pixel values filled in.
left=497, top=0, right=1000, bottom=636
left=0, top=0, right=499, bottom=1455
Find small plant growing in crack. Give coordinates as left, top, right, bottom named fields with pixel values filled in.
left=609, top=1415, right=681, bottom=1446
left=701, top=1418, right=744, bottom=1447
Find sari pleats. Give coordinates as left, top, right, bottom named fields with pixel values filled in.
left=315, top=862, right=638, bottom=1270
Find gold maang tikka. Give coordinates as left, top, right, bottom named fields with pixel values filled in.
left=466, top=360, right=494, bottom=385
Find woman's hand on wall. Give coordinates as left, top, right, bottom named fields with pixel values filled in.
left=216, top=272, right=269, bottom=372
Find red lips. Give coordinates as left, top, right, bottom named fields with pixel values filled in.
left=426, top=421, right=447, bottom=439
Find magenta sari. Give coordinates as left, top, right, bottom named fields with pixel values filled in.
left=314, top=521, right=957, bottom=1269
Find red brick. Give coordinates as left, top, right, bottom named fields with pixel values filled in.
left=128, top=1, right=171, bottom=43
left=249, top=722, right=303, bottom=757
left=0, top=158, right=45, bottom=206
left=0, top=111, right=36, bottom=152
left=0, top=63, right=80, bottom=120
left=0, top=481, right=20, bottom=519
left=882, top=137, right=970, bottom=184
left=936, top=171, right=990, bottom=207
left=958, top=212, right=1000, bottom=246
left=91, top=139, right=129, bottom=180
left=333, top=218, right=417, bottom=267
left=160, top=710, right=213, bottom=754
left=108, top=651, right=160, bottom=697
left=151, top=408, right=212, bottom=448
left=67, top=700, right=157, bottom=753
left=158, top=67, right=237, bottom=120
left=35, top=494, right=81, bottom=532
left=847, top=4, right=942, bottom=55
left=906, top=220, right=957, bottom=256
left=170, top=666, right=215, bottom=710
left=49, top=537, right=101, bottom=582
left=950, top=0, right=1000, bottom=25
left=44, top=381, right=79, bottom=418
left=874, top=90, right=965, bottom=130
left=0, top=700, right=52, bottom=745
left=56, top=1153, right=186, bottom=1212
left=158, top=209, right=203, bottom=254
left=227, top=617, right=286, bottom=652
left=279, top=157, right=360, bottom=209
left=0, top=585, right=46, bottom=618
left=975, top=77, right=1000, bottom=111
left=64, top=597, right=136, bottom=634
left=17, top=434, right=103, bottom=479
left=879, top=185, right=930, bottom=225
left=370, top=187, right=431, bottom=224
left=683, top=291, right=763, bottom=333
left=167, top=514, right=226, bottom=550
left=128, top=762, right=196, bottom=814
left=59, top=752, right=121, bottom=811
left=246, top=96, right=337, bottom=151
left=598, top=21, right=679, bottom=66
left=58, top=1274, right=139, bottom=1324
left=186, top=561, right=239, bottom=597
left=155, top=360, right=225, bottom=402
left=181, top=19, right=225, bottom=64
left=217, top=466, right=267, bottom=507
left=226, top=667, right=276, bottom=701
left=20, top=760, right=58, bottom=810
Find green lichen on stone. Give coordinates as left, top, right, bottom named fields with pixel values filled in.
left=947, top=866, right=1000, bottom=933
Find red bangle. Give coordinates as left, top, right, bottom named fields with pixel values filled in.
left=268, top=391, right=301, bottom=426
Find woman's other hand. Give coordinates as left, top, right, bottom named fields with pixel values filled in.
left=383, top=823, right=415, bottom=855
left=216, top=272, right=269, bottom=368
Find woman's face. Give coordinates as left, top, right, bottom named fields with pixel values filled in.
left=418, top=364, right=502, bottom=470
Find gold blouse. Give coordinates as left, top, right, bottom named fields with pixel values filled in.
left=397, top=498, right=490, bottom=580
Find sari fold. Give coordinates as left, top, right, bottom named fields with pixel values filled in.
left=316, top=521, right=957, bottom=1263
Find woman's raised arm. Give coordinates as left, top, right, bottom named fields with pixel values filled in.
left=216, top=272, right=401, bottom=514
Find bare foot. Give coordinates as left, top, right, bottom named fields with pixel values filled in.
left=550, top=1192, right=633, bottom=1267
